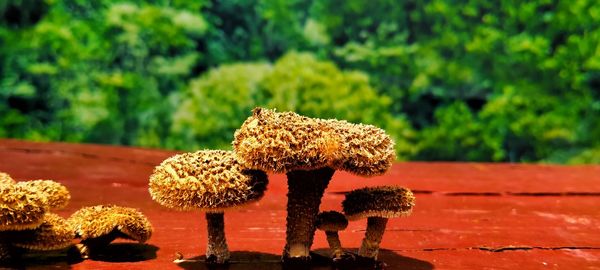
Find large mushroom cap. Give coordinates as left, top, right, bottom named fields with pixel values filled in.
left=342, top=186, right=415, bottom=221
left=233, top=108, right=395, bottom=176
left=69, top=205, right=153, bottom=243
left=0, top=172, right=15, bottom=185
left=149, top=150, right=268, bottom=211
left=0, top=185, right=48, bottom=231
left=12, top=213, right=75, bottom=251
left=316, top=211, right=348, bottom=232
left=16, top=180, right=70, bottom=210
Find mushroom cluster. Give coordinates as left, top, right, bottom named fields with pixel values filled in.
left=0, top=172, right=154, bottom=264
left=233, top=108, right=395, bottom=262
left=0, top=173, right=73, bottom=262
left=150, top=107, right=414, bottom=266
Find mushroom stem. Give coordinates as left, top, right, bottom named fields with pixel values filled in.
left=358, top=217, right=388, bottom=259
left=325, top=231, right=344, bottom=259
left=205, top=212, right=229, bottom=264
left=77, top=229, right=121, bottom=259
left=283, top=167, right=334, bottom=260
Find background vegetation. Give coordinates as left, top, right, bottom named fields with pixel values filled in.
left=1, top=0, right=598, bottom=163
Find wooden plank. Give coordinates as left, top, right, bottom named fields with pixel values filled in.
left=1, top=139, right=599, bottom=269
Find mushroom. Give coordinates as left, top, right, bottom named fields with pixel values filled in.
left=315, top=211, right=348, bottom=260
left=0, top=184, right=48, bottom=231
left=68, top=205, right=153, bottom=259
left=233, top=108, right=395, bottom=261
left=16, top=180, right=70, bottom=210
left=11, top=213, right=74, bottom=251
left=0, top=178, right=71, bottom=262
left=149, top=150, right=268, bottom=264
left=342, top=186, right=415, bottom=259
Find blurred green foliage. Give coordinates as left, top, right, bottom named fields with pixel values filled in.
left=0, top=0, right=598, bottom=163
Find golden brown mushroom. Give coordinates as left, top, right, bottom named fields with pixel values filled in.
left=68, top=205, right=153, bottom=259
left=342, top=186, right=414, bottom=259
left=315, top=211, right=348, bottom=260
left=149, top=150, right=268, bottom=264
left=11, top=213, right=74, bottom=251
left=16, top=180, right=70, bottom=210
left=233, top=108, right=395, bottom=261
left=0, top=185, right=48, bottom=231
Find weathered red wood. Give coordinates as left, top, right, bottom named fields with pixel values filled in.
left=1, top=139, right=600, bottom=269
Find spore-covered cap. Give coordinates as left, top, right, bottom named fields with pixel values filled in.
left=0, top=185, right=47, bottom=231
left=12, top=213, right=75, bottom=251
left=69, top=205, right=153, bottom=243
left=342, top=186, right=415, bottom=221
left=149, top=150, right=268, bottom=211
left=316, top=211, right=348, bottom=232
left=233, top=108, right=395, bottom=176
left=17, top=180, right=70, bottom=210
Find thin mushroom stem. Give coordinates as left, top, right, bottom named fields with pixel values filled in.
left=325, top=231, right=344, bottom=259
left=284, top=167, right=334, bottom=260
left=359, top=217, right=388, bottom=259
left=205, top=212, right=229, bottom=264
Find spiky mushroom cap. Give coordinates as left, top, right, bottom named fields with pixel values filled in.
left=16, top=180, right=70, bottom=210
left=0, top=172, right=15, bottom=185
left=148, top=150, right=268, bottom=212
left=12, top=213, right=75, bottom=251
left=69, top=205, right=153, bottom=243
left=0, top=185, right=48, bottom=231
left=232, top=108, right=395, bottom=176
left=316, top=211, right=348, bottom=232
left=342, top=186, right=415, bottom=221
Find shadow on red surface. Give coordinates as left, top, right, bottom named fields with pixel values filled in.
left=174, top=249, right=434, bottom=270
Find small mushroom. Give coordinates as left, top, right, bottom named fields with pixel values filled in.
left=342, top=186, right=414, bottom=259
left=11, top=213, right=74, bottom=251
left=16, top=180, right=70, bottom=210
left=149, top=150, right=268, bottom=264
left=233, top=108, right=395, bottom=261
left=315, top=211, right=348, bottom=260
left=68, top=205, right=153, bottom=259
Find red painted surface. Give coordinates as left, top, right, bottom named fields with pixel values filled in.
left=1, top=139, right=599, bottom=269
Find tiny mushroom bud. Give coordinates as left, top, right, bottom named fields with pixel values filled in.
left=11, top=213, right=74, bottom=251
left=233, top=108, right=395, bottom=262
left=315, top=211, right=348, bottom=260
left=68, top=205, right=153, bottom=259
left=342, top=186, right=414, bottom=260
left=17, top=180, right=71, bottom=210
left=149, top=150, right=268, bottom=264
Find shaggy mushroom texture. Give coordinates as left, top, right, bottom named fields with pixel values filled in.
left=342, top=186, right=414, bottom=259
left=233, top=108, right=395, bottom=261
left=12, top=213, right=74, bottom=251
left=0, top=185, right=47, bottom=231
left=315, top=211, right=348, bottom=260
left=69, top=205, right=152, bottom=259
left=16, top=180, right=70, bottom=210
left=0, top=173, right=15, bottom=185
left=149, top=150, right=268, bottom=264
